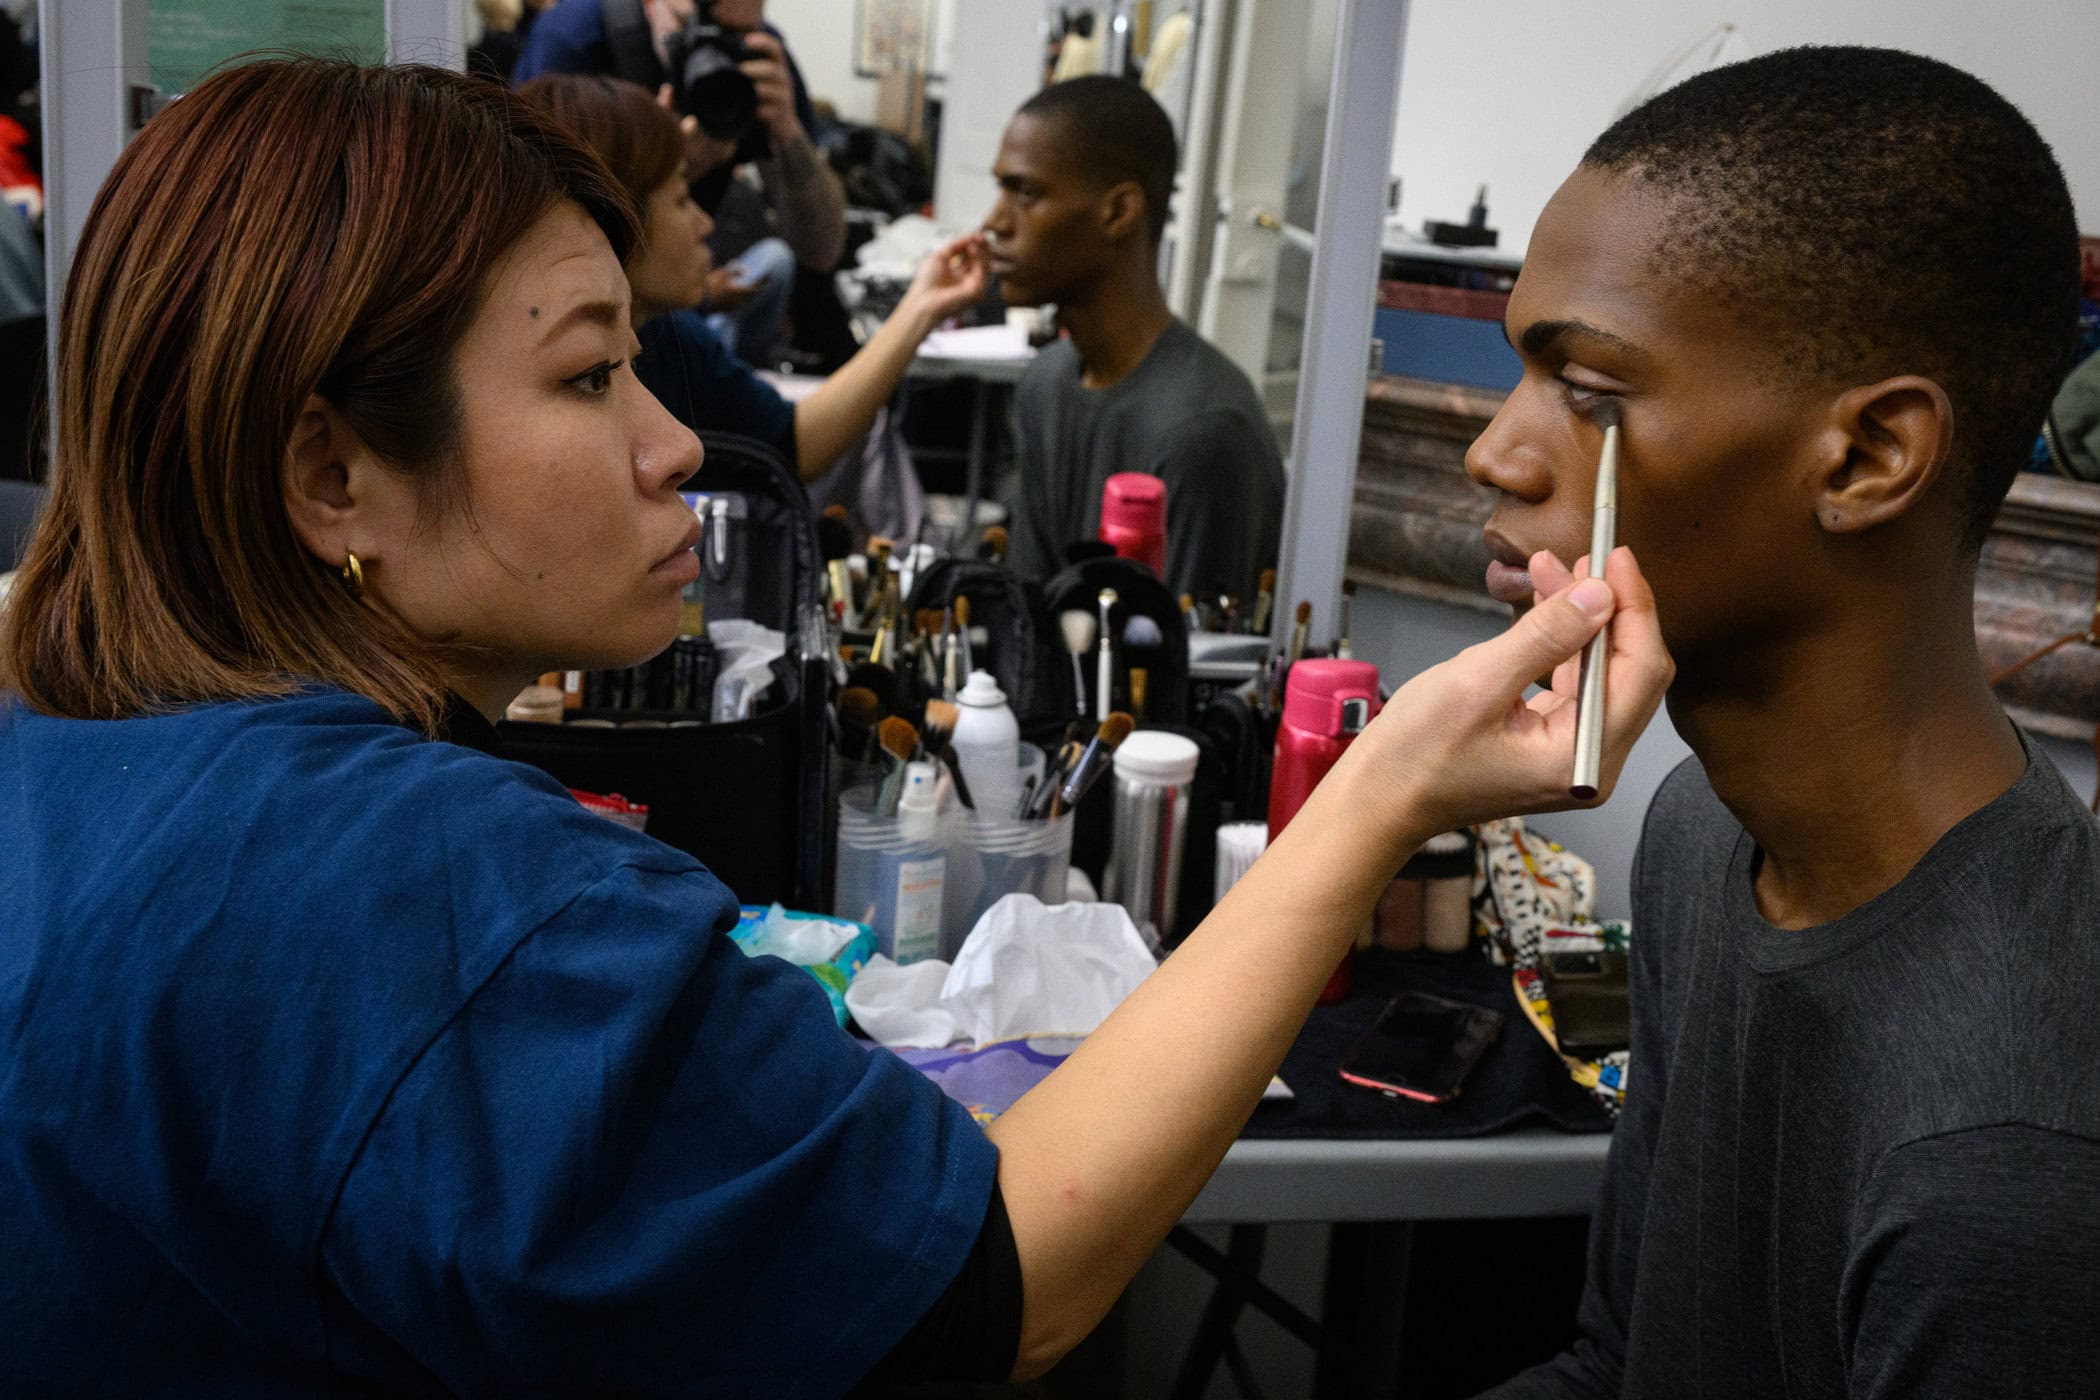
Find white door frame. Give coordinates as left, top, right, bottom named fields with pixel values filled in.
left=1269, top=0, right=1407, bottom=652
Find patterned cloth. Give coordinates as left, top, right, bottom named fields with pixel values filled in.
left=1472, top=818, right=1630, bottom=1115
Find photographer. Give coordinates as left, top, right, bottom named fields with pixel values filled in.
left=514, top=0, right=845, bottom=360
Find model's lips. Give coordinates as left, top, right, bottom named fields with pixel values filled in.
left=1482, top=528, right=1536, bottom=605
left=987, top=256, right=1018, bottom=279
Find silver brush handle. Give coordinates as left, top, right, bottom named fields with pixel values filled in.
left=1570, top=501, right=1616, bottom=798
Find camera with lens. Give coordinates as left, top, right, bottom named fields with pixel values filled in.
left=665, top=1, right=762, bottom=148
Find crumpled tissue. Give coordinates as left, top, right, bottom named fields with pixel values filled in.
left=845, top=894, right=1160, bottom=1048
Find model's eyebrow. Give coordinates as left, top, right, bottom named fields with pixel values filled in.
left=537, top=298, right=625, bottom=346
left=1509, top=318, right=1652, bottom=365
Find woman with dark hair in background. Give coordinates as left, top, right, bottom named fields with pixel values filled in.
left=518, top=71, right=979, bottom=486
left=0, top=58, right=1668, bottom=1394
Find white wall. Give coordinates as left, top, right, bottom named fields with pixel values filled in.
left=765, top=0, right=959, bottom=127
left=1389, top=0, right=2100, bottom=256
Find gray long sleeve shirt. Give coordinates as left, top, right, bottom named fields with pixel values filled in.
left=1485, top=731, right=2100, bottom=1398
left=1006, top=320, right=1284, bottom=600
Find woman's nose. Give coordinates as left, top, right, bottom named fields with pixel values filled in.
left=638, top=391, right=703, bottom=493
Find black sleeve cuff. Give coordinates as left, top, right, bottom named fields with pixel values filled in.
left=858, top=1175, right=1023, bottom=1387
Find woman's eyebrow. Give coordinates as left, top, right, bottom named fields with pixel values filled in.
left=536, top=298, right=624, bottom=346
left=1508, top=317, right=1652, bottom=365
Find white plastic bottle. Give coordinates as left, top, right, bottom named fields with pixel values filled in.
left=891, top=762, right=946, bottom=964
left=950, top=670, right=1022, bottom=821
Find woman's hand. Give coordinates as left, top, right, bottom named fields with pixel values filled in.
left=703, top=264, right=759, bottom=313
left=898, top=233, right=987, bottom=334
left=1336, top=545, right=1673, bottom=849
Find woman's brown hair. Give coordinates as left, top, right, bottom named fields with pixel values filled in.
left=516, top=73, right=686, bottom=215
left=0, top=59, right=635, bottom=732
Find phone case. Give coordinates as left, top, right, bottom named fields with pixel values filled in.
left=1538, top=950, right=1631, bottom=1058
left=1338, top=991, right=1505, bottom=1104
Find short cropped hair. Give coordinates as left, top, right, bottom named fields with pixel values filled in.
left=517, top=73, right=685, bottom=217
left=1018, top=75, right=1178, bottom=245
left=1584, top=46, right=2081, bottom=550
left=1, top=60, right=634, bottom=733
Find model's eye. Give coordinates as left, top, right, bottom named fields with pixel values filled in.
left=1556, top=376, right=1615, bottom=412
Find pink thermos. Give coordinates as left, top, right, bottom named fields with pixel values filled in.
left=1268, top=658, right=1382, bottom=1004
left=1099, top=473, right=1167, bottom=579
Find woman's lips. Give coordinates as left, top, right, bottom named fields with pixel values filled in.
left=1485, top=558, right=1535, bottom=605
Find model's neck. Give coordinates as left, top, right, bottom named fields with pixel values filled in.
left=1672, top=573, right=2025, bottom=930
left=1056, top=258, right=1175, bottom=390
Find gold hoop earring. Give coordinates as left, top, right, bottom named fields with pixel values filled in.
left=341, top=552, right=365, bottom=595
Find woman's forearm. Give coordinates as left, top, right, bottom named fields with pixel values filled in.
left=978, top=558, right=1665, bottom=1382
left=791, top=299, right=935, bottom=480
left=985, top=761, right=1427, bottom=1380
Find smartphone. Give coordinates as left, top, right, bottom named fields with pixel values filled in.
left=1538, top=949, right=1630, bottom=1058
left=1338, top=991, right=1505, bottom=1104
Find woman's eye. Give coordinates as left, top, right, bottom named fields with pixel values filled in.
left=566, top=361, right=622, bottom=397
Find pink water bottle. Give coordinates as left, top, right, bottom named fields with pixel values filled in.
left=1099, top=472, right=1167, bottom=578
left=1268, top=658, right=1382, bottom=1003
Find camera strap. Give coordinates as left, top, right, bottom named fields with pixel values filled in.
left=600, top=0, right=663, bottom=89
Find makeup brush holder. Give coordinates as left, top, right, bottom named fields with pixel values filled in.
left=1037, top=557, right=1190, bottom=726
left=833, top=783, right=957, bottom=966
left=942, top=815, right=1075, bottom=960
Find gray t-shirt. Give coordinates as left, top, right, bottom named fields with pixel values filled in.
left=1486, top=730, right=2100, bottom=1399
left=1006, top=319, right=1284, bottom=599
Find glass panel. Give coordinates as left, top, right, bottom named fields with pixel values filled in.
left=150, top=0, right=385, bottom=96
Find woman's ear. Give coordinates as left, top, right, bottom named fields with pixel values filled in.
left=1814, top=374, right=1955, bottom=536
left=280, top=395, right=411, bottom=571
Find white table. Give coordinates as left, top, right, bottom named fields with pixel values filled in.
left=906, top=326, right=1036, bottom=552
left=1189, top=1127, right=1609, bottom=1224
left=1165, top=1126, right=1609, bottom=1398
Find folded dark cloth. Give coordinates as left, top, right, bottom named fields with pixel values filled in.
left=1241, top=948, right=1612, bottom=1140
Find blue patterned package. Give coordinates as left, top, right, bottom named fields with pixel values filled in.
left=733, top=905, right=879, bottom=1027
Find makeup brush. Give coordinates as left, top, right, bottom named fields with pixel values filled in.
left=935, top=605, right=958, bottom=698
left=953, top=594, right=975, bottom=679
left=919, top=696, right=974, bottom=811
left=1288, top=600, right=1312, bottom=665
left=1336, top=579, right=1357, bottom=661
left=836, top=686, right=880, bottom=762
left=1251, top=568, right=1276, bottom=635
left=867, top=577, right=898, bottom=668
left=817, top=511, right=855, bottom=626
left=1095, top=588, right=1118, bottom=723
left=1029, top=736, right=1086, bottom=818
left=978, top=524, right=1008, bottom=565
left=1052, top=712, right=1135, bottom=818
left=1060, top=609, right=1096, bottom=718
left=1571, top=399, right=1622, bottom=800
left=866, top=535, right=893, bottom=620
left=874, top=715, right=922, bottom=817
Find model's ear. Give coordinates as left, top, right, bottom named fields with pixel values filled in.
left=1811, top=375, right=1955, bottom=537
left=280, top=394, right=418, bottom=580
left=1099, top=179, right=1150, bottom=245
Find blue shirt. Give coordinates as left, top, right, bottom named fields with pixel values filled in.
left=638, top=308, right=797, bottom=459
left=0, top=688, right=995, bottom=1395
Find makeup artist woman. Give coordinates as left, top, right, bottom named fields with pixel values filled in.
left=0, top=62, right=1668, bottom=1396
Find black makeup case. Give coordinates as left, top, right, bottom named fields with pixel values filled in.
left=905, top=556, right=1040, bottom=717
left=498, top=433, right=828, bottom=907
